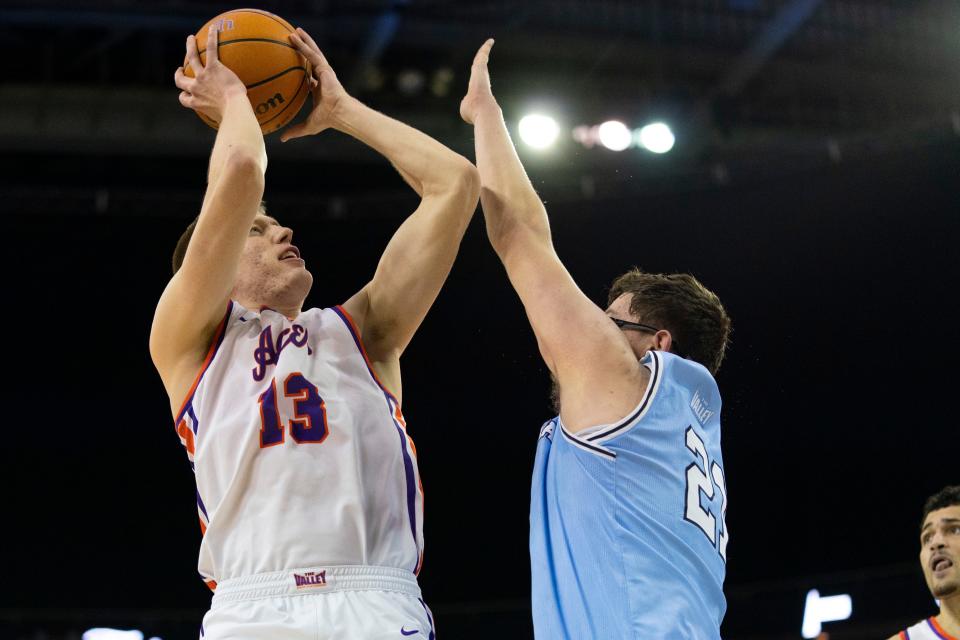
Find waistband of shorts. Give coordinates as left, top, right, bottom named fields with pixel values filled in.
left=210, top=565, right=422, bottom=606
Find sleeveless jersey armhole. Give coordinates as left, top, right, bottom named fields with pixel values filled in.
left=557, top=350, right=664, bottom=458
left=174, top=300, right=235, bottom=425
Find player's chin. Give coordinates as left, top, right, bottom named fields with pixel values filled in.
left=290, top=267, right=313, bottom=294
left=932, top=577, right=960, bottom=599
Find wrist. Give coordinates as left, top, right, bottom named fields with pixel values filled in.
left=222, top=85, right=249, bottom=103
left=473, top=100, right=503, bottom=121
left=329, top=94, right=364, bottom=131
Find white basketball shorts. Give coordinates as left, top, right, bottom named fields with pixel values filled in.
left=200, top=565, right=436, bottom=639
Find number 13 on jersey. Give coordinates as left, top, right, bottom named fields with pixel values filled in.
left=683, top=426, right=729, bottom=561
left=258, top=371, right=329, bottom=447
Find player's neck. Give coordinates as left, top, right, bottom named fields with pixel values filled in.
left=938, top=593, right=960, bottom=638
left=238, top=295, right=301, bottom=321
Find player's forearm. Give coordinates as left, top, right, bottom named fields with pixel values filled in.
left=333, top=97, right=475, bottom=197
left=207, top=93, right=267, bottom=186
left=471, top=102, right=552, bottom=256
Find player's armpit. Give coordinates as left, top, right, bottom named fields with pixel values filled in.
left=339, top=287, right=403, bottom=403
left=499, top=227, right=648, bottom=432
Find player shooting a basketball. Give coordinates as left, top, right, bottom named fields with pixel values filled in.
left=151, top=24, right=478, bottom=639
left=460, top=39, right=732, bottom=639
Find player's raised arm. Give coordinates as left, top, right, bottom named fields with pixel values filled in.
left=282, top=28, right=480, bottom=398
left=150, top=27, right=267, bottom=412
left=461, top=40, right=654, bottom=431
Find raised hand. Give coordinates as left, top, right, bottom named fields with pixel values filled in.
left=280, top=27, right=350, bottom=142
left=460, top=39, right=497, bottom=125
left=174, top=27, right=247, bottom=124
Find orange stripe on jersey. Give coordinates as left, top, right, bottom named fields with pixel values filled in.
left=198, top=515, right=207, bottom=535
left=394, top=403, right=408, bottom=430
left=899, top=631, right=907, bottom=640
left=176, top=419, right=196, bottom=455
left=173, top=302, right=233, bottom=424
left=334, top=305, right=401, bottom=405
left=931, top=617, right=959, bottom=640
left=205, top=579, right=217, bottom=592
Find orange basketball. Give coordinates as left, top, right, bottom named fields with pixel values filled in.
left=184, top=8, right=311, bottom=134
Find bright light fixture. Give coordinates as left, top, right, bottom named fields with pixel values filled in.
left=83, top=630, right=145, bottom=640
left=638, top=122, right=675, bottom=154
left=518, top=114, right=560, bottom=150
left=597, top=120, right=632, bottom=151
left=801, top=589, right=853, bottom=638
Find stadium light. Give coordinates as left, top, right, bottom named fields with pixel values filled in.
left=597, top=120, right=632, bottom=151
left=801, top=589, right=853, bottom=638
left=637, top=122, right=675, bottom=154
left=518, top=114, right=560, bottom=150
left=83, top=631, right=161, bottom=640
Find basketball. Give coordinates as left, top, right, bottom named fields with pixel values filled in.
left=184, top=8, right=311, bottom=134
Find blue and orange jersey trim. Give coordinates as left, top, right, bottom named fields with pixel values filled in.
left=929, top=618, right=959, bottom=640
left=174, top=301, right=234, bottom=426
left=332, top=304, right=400, bottom=404
left=333, top=304, right=424, bottom=575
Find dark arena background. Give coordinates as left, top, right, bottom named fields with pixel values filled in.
left=2, top=1, right=958, bottom=639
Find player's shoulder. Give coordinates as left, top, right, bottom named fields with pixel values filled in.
left=891, top=617, right=949, bottom=640
left=655, top=350, right=715, bottom=381
left=655, top=351, right=721, bottom=399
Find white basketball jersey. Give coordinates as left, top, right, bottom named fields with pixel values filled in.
left=897, top=617, right=958, bottom=640
left=173, top=301, right=424, bottom=590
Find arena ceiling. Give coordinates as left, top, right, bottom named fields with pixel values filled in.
left=1, top=0, right=956, bottom=159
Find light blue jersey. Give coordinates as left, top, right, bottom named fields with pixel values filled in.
left=530, top=350, right=728, bottom=640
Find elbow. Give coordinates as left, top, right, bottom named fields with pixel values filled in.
left=428, top=157, right=480, bottom=205
left=458, top=160, right=482, bottom=203
left=221, top=149, right=266, bottom=191
left=482, top=193, right=550, bottom=255
left=487, top=219, right=550, bottom=263
left=449, top=160, right=481, bottom=216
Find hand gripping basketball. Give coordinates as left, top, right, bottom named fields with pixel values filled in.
left=280, top=28, right=350, bottom=142
left=178, top=10, right=312, bottom=134
left=174, top=27, right=247, bottom=126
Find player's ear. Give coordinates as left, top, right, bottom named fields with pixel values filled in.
left=653, top=329, right=674, bottom=354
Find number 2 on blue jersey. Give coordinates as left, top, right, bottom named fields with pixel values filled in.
left=683, top=426, right=729, bottom=561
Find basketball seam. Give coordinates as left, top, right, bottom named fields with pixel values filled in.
left=245, top=66, right=306, bottom=90
left=260, top=72, right=308, bottom=132
left=232, top=8, right=296, bottom=33
left=197, top=38, right=297, bottom=57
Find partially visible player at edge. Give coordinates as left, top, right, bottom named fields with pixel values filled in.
left=150, top=26, right=478, bottom=639
left=888, top=486, right=960, bottom=640
left=460, top=39, right=732, bottom=639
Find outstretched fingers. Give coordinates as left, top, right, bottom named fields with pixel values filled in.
left=290, top=27, right=330, bottom=72
left=185, top=35, right=203, bottom=74
left=472, top=38, right=495, bottom=69
left=205, top=25, right=219, bottom=65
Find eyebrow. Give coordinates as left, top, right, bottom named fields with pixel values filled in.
left=921, top=517, right=960, bottom=533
